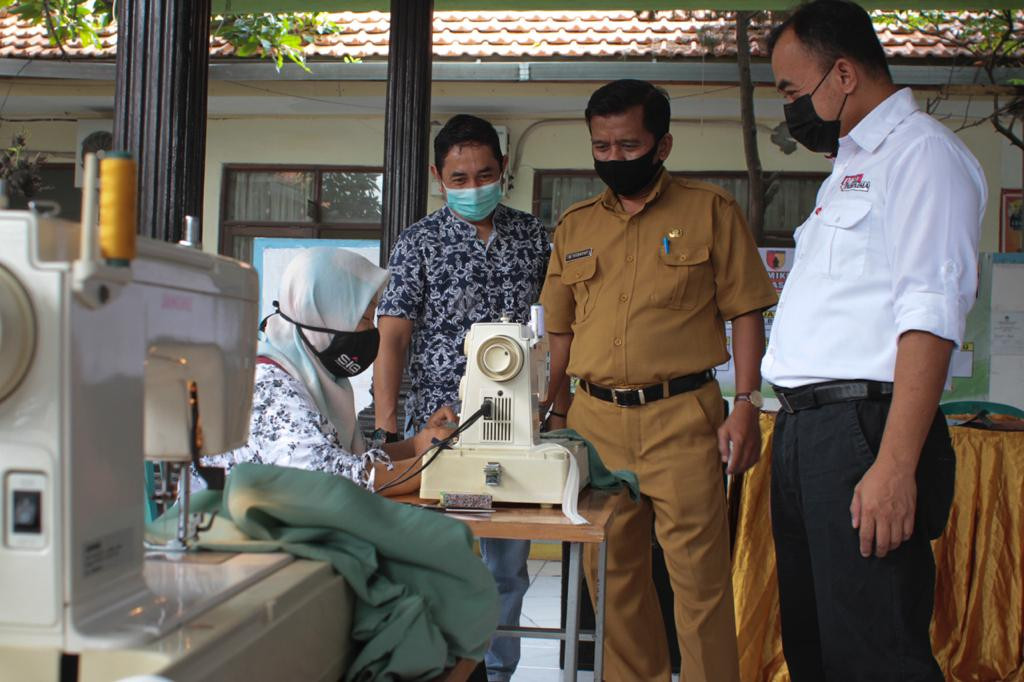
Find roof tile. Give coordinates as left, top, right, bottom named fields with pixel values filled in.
left=0, top=9, right=994, bottom=63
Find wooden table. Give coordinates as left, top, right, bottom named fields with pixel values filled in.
left=396, top=489, right=618, bottom=682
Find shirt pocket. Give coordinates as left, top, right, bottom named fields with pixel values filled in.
left=561, top=256, right=599, bottom=323
left=654, top=245, right=710, bottom=310
left=818, top=199, right=872, bottom=280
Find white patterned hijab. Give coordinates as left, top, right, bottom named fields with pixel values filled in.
left=258, top=248, right=388, bottom=452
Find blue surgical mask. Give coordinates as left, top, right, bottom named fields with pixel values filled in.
left=444, top=180, right=503, bottom=222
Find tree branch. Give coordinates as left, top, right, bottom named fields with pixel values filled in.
left=41, top=0, right=70, bottom=60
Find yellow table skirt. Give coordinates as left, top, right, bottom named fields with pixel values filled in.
left=731, top=413, right=1024, bottom=682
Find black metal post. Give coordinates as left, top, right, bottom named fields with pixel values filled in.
left=380, top=0, right=434, bottom=265
left=113, top=0, right=212, bottom=243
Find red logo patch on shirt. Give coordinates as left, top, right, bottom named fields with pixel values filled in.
left=840, top=174, right=871, bottom=192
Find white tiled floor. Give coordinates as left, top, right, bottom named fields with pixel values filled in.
left=510, top=559, right=680, bottom=682
left=510, top=558, right=589, bottom=682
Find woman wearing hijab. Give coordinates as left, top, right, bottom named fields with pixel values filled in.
left=200, top=247, right=455, bottom=496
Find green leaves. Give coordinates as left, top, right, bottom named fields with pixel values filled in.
left=876, top=10, right=1023, bottom=70
left=211, top=12, right=344, bottom=72
left=0, top=2, right=345, bottom=72
left=5, top=0, right=114, bottom=52
left=0, top=132, right=48, bottom=200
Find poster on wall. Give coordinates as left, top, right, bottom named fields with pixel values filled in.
left=252, top=237, right=381, bottom=416
left=1000, top=188, right=1023, bottom=253
left=716, top=246, right=795, bottom=395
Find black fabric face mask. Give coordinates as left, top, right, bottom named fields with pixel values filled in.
left=260, top=300, right=379, bottom=379
left=593, top=139, right=663, bottom=197
left=783, top=63, right=848, bottom=156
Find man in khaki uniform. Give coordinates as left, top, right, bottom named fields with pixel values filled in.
left=540, top=79, right=777, bottom=681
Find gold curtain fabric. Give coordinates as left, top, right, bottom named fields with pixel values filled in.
left=731, top=414, right=1024, bottom=682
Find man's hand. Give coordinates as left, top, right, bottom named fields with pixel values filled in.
left=851, top=455, right=917, bottom=558
left=543, top=414, right=567, bottom=432
left=425, top=405, right=459, bottom=430
left=717, top=401, right=761, bottom=475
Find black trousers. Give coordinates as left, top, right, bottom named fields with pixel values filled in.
left=770, top=398, right=955, bottom=682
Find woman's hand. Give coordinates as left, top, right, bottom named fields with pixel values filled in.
left=411, top=424, right=454, bottom=456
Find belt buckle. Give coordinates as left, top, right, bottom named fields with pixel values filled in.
left=611, top=387, right=645, bottom=407
left=777, top=392, right=794, bottom=414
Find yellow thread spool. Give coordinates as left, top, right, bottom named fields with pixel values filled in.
left=99, top=152, right=137, bottom=263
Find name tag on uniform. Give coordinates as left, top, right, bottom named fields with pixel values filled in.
left=565, top=248, right=593, bottom=263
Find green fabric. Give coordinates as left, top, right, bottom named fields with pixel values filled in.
left=940, top=400, right=1024, bottom=419
left=147, top=463, right=499, bottom=682
left=540, top=428, right=640, bottom=500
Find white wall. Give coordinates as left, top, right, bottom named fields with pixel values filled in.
left=4, top=80, right=1010, bottom=254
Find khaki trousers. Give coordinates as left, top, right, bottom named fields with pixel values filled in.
left=569, top=380, right=740, bottom=682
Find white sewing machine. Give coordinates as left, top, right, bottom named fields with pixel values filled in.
left=0, top=201, right=352, bottom=680
left=419, top=314, right=590, bottom=510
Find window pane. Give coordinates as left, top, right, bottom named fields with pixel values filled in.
left=698, top=176, right=748, bottom=213
left=765, top=177, right=821, bottom=235
left=538, top=174, right=606, bottom=228
left=232, top=235, right=253, bottom=264
left=321, top=172, right=382, bottom=223
left=226, top=171, right=314, bottom=223
left=8, top=165, right=82, bottom=222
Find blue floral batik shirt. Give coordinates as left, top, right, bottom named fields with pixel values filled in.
left=377, top=203, right=551, bottom=430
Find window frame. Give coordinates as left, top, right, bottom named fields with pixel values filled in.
left=531, top=168, right=827, bottom=247
left=218, top=163, right=384, bottom=257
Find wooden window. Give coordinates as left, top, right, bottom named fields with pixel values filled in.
left=219, top=164, right=383, bottom=262
left=532, top=170, right=827, bottom=247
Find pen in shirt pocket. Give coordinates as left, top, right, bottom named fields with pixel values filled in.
left=662, top=236, right=670, bottom=254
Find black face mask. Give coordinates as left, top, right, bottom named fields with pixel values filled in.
left=593, top=139, right=664, bottom=197
left=783, top=63, right=848, bottom=156
left=260, top=300, right=379, bottom=379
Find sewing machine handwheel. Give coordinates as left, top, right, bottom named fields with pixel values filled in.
left=0, top=265, right=35, bottom=403
left=476, top=335, right=524, bottom=382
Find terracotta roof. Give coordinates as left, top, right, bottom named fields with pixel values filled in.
left=0, top=9, right=985, bottom=62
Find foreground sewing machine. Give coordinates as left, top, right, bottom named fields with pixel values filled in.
left=419, top=313, right=590, bottom=515
left=0, top=165, right=352, bottom=680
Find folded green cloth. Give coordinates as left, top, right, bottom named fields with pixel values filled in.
left=148, top=463, right=498, bottom=682
left=541, top=428, right=640, bottom=500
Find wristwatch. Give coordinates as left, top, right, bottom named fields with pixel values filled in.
left=371, top=428, right=401, bottom=448
left=734, top=390, right=764, bottom=409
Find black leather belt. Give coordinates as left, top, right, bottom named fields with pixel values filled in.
left=579, top=370, right=714, bottom=408
left=773, top=380, right=894, bottom=414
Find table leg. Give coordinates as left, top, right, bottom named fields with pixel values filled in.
left=563, top=541, right=582, bottom=682
left=593, top=539, right=607, bottom=682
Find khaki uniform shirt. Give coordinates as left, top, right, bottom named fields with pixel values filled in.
left=540, top=169, right=777, bottom=386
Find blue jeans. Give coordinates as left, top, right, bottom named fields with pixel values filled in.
left=406, top=413, right=530, bottom=681
left=480, top=538, right=531, bottom=682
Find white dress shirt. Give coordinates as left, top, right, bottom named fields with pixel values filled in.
left=762, top=88, right=986, bottom=388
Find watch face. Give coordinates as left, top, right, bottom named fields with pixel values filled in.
left=749, top=391, right=764, bottom=408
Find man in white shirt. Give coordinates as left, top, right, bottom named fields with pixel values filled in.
left=763, top=2, right=985, bottom=680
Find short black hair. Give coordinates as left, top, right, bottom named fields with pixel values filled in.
left=767, top=1, right=891, bottom=81
left=434, top=114, right=503, bottom=172
left=585, top=80, right=671, bottom=141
